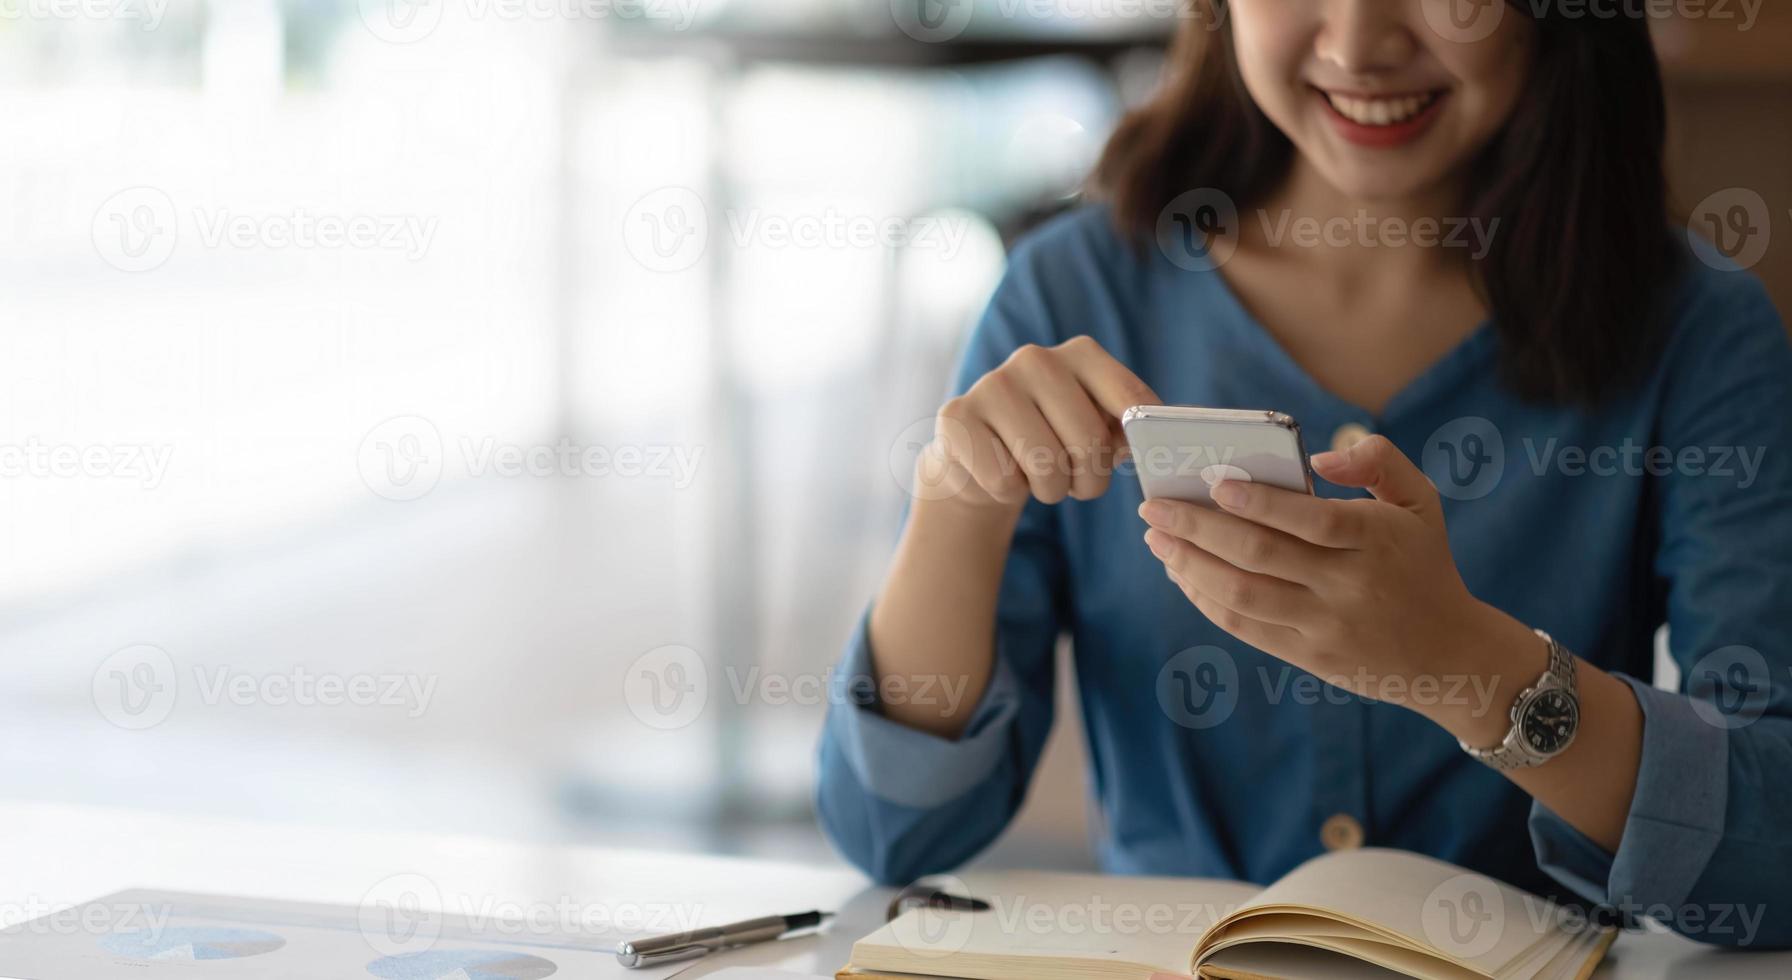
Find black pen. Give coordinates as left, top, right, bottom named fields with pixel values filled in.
left=615, top=910, right=832, bottom=969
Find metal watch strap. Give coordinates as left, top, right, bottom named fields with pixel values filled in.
left=1460, top=629, right=1577, bottom=771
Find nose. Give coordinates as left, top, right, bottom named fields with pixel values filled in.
left=1313, top=0, right=1420, bottom=77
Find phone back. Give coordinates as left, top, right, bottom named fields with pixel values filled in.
left=1123, top=408, right=1313, bottom=507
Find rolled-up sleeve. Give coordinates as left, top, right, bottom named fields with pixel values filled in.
left=823, top=611, right=1027, bottom=811
left=1529, top=260, right=1792, bottom=949
left=815, top=237, right=1070, bottom=885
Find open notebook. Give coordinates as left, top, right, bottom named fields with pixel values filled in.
left=840, top=849, right=1613, bottom=980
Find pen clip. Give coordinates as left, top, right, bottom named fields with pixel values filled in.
left=616, top=940, right=713, bottom=968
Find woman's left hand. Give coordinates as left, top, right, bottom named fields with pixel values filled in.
left=1139, top=434, right=1537, bottom=739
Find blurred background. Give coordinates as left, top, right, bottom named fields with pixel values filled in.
left=2, top=1, right=1789, bottom=874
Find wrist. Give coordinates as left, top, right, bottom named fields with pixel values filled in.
left=1424, top=601, right=1551, bottom=747
left=910, top=489, right=1024, bottom=541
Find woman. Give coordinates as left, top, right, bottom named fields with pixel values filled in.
left=817, top=0, right=1792, bottom=947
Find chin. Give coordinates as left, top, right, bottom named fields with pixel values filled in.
left=1305, top=153, right=1462, bottom=207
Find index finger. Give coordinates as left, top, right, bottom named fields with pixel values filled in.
left=1209, top=479, right=1366, bottom=549
left=1057, top=336, right=1160, bottom=419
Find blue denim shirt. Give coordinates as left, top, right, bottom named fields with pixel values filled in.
left=815, top=206, right=1792, bottom=948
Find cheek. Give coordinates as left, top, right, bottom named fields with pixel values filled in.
left=1434, top=26, right=1535, bottom=140
left=1227, top=9, right=1315, bottom=122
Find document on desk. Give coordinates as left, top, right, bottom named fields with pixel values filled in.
left=0, top=888, right=695, bottom=980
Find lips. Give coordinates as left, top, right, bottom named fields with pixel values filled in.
left=1313, top=86, right=1449, bottom=149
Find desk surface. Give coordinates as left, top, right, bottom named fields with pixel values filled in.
left=0, top=802, right=1778, bottom=979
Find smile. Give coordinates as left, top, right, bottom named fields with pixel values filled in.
left=1313, top=87, right=1449, bottom=148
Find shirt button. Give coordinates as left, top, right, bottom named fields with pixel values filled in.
left=1331, top=423, right=1372, bottom=455
left=1320, top=813, right=1364, bottom=851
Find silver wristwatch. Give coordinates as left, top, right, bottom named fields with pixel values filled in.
left=1460, top=629, right=1581, bottom=771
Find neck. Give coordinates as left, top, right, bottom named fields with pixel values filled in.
left=1244, top=161, right=1479, bottom=281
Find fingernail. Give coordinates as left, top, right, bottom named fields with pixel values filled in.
left=1138, top=500, right=1170, bottom=525
left=1144, top=529, right=1171, bottom=558
left=1310, top=451, right=1342, bottom=469
left=1210, top=480, right=1246, bottom=508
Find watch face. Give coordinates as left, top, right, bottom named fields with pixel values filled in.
left=1521, top=689, right=1580, bottom=755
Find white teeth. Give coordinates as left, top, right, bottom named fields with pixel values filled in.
left=1324, top=91, right=1437, bottom=126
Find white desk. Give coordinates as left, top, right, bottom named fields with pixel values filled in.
left=0, top=802, right=1778, bottom=979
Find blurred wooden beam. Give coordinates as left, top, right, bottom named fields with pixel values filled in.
left=1654, top=6, right=1792, bottom=81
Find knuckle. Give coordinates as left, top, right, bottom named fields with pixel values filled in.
left=1220, top=574, right=1254, bottom=610
left=1032, top=477, right=1070, bottom=505
left=1068, top=473, right=1110, bottom=502
left=1317, top=508, right=1350, bottom=541
left=1161, top=502, right=1197, bottom=538
left=975, top=369, right=1016, bottom=400
left=1359, top=435, right=1396, bottom=461
left=1006, top=343, right=1046, bottom=370
left=1240, top=530, right=1276, bottom=566
left=991, top=471, right=1029, bottom=501
left=1057, top=334, right=1097, bottom=354
left=1211, top=605, right=1244, bottom=633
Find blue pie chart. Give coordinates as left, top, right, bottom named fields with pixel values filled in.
left=366, top=949, right=558, bottom=980
left=101, top=925, right=286, bottom=960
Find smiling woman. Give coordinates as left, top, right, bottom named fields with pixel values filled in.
left=1095, top=0, right=1675, bottom=405
left=816, top=0, right=1792, bottom=956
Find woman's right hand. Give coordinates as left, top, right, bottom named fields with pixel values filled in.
left=917, top=336, right=1161, bottom=512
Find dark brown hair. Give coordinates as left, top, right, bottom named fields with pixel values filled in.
left=1093, top=0, right=1681, bottom=406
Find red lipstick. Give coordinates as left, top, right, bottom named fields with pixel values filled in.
left=1315, top=88, right=1448, bottom=149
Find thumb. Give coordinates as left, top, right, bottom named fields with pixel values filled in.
left=1311, top=435, right=1441, bottom=524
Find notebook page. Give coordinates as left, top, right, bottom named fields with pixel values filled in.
left=854, top=872, right=1260, bottom=977
left=1211, top=849, right=1564, bottom=976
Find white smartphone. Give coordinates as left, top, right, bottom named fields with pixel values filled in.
left=1121, top=406, right=1314, bottom=507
